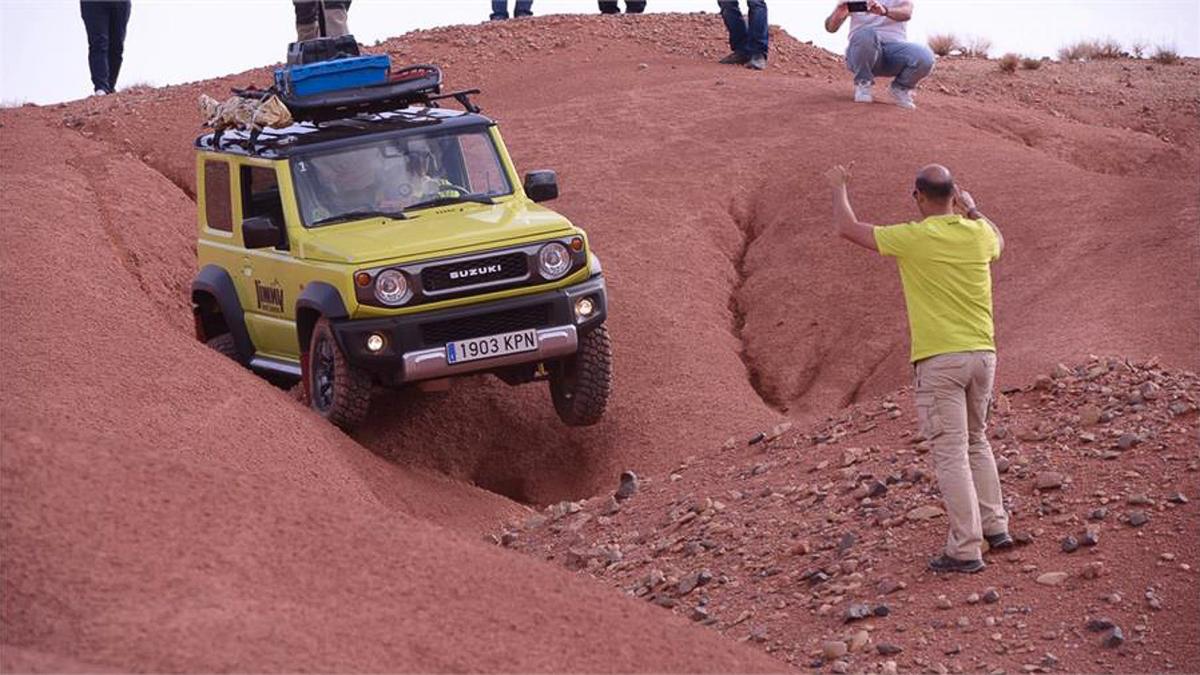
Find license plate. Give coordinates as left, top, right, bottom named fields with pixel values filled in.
left=446, top=328, right=538, bottom=365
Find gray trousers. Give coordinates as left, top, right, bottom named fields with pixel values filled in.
left=846, top=27, right=935, bottom=90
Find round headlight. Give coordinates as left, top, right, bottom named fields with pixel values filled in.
left=538, top=242, right=572, bottom=280
left=374, top=269, right=411, bottom=306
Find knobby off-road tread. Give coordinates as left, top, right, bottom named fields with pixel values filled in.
left=310, top=318, right=372, bottom=430
left=206, top=333, right=239, bottom=361
left=552, top=323, right=613, bottom=426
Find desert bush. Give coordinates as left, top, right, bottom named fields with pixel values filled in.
left=1153, top=46, right=1180, bottom=65
left=1058, top=40, right=1095, bottom=61
left=962, top=36, right=992, bottom=58
left=998, top=53, right=1020, bottom=73
left=1094, top=37, right=1123, bottom=59
left=927, top=33, right=958, bottom=57
left=1021, top=56, right=1043, bottom=70
left=1130, top=41, right=1147, bottom=59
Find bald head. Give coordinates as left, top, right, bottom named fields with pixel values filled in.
left=915, top=164, right=955, bottom=204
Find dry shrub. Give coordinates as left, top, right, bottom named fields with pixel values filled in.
left=1130, top=41, right=1147, bottom=59
left=998, top=53, right=1020, bottom=73
left=1094, top=37, right=1124, bottom=59
left=1153, top=46, right=1180, bottom=65
left=1058, top=41, right=1095, bottom=61
left=962, top=36, right=992, bottom=58
left=927, top=33, right=958, bottom=57
left=1021, top=57, right=1043, bottom=70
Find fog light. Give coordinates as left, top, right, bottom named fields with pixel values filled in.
left=575, top=297, right=595, bottom=320
left=366, top=333, right=386, bottom=353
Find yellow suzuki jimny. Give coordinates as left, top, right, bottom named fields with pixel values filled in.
left=191, top=57, right=611, bottom=430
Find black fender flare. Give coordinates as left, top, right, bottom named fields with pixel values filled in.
left=191, top=265, right=254, bottom=364
left=295, top=282, right=349, bottom=353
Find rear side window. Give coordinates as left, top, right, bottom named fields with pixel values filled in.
left=241, top=165, right=288, bottom=249
left=204, top=161, right=232, bottom=232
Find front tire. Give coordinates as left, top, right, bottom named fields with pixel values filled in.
left=307, top=318, right=371, bottom=430
left=206, top=333, right=239, bottom=361
left=550, top=323, right=613, bottom=426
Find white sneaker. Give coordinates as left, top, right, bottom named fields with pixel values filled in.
left=93, top=89, right=107, bottom=96
left=889, top=85, right=916, bottom=110
left=854, top=82, right=873, bottom=103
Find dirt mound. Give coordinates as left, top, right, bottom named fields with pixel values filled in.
left=506, top=358, right=1200, bottom=672
left=2, top=12, right=1198, bottom=672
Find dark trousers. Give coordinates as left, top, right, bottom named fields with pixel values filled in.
left=80, top=1, right=131, bottom=94
left=491, top=0, right=533, bottom=19
left=599, top=1, right=646, bottom=13
left=718, top=0, right=768, bottom=57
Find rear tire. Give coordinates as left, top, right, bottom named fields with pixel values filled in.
left=206, top=333, right=239, bottom=361
left=550, top=323, right=613, bottom=426
left=307, top=318, right=371, bottom=430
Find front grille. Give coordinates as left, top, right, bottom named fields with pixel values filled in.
left=420, top=252, right=528, bottom=293
left=420, top=303, right=552, bottom=347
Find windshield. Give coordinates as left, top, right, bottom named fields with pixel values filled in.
left=292, top=128, right=512, bottom=227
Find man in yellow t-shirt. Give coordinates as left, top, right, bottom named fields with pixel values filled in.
left=825, top=162, right=1011, bottom=574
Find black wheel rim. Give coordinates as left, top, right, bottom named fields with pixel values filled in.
left=312, top=334, right=336, bottom=412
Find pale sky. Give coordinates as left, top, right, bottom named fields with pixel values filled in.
left=2, top=0, right=1197, bottom=105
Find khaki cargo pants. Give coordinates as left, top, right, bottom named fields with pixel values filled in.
left=915, top=350, right=1008, bottom=560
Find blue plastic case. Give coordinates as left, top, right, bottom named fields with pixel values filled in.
left=275, top=55, right=390, bottom=98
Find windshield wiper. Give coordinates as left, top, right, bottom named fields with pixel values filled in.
left=310, top=209, right=409, bottom=227
left=404, top=194, right=495, bottom=213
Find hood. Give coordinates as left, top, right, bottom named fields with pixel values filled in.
left=299, top=200, right=574, bottom=265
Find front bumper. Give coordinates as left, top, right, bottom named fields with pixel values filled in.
left=332, top=274, right=607, bottom=382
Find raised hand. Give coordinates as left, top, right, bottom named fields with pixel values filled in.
left=825, top=162, right=855, bottom=189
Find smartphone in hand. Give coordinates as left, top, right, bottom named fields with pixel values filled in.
left=846, top=1, right=869, bottom=12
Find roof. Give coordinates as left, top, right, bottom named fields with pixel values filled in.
left=195, top=107, right=495, bottom=159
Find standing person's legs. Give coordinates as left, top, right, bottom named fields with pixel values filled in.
left=490, top=1, right=508, bottom=20
left=965, top=352, right=1008, bottom=538
left=717, top=1, right=748, bottom=55
left=598, top=1, right=620, bottom=13
left=323, top=0, right=351, bottom=37
left=626, top=1, right=647, bottom=12
left=80, top=1, right=112, bottom=93
left=295, top=1, right=320, bottom=39
left=745, top=0, right=768, bottom=56
left=105, top=1, right=131, bottom=92
left=514, top=0, right=533, bottom=17
left=845, top=27, right=882, bottom=84
left=878, top=40, right=936, bottom=90
left=917, top=353, right=985, bottom=562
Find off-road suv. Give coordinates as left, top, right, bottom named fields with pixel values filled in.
left=190, top=92, right=612, bottom=430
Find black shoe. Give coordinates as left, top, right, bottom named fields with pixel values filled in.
left=719, top=51, right=750, bottom=65
left=985, top=532, right=1014, bottom=551
left=928, top=554, right=985, bottom=574
left=745, top=54, right=768, bottom=71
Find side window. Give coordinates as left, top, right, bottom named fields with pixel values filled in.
left=241, top=165, right=288, bottom=249
left=458, top=133, right=508, bottom=195
left=203, top=161, right=233, bottom=232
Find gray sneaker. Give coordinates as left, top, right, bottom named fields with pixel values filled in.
left=719, top=51, right=750, bottom=65
left=854, top=82, right=873, bottom=103
left=928, top=554, right=985, bottom=574
left=745, top=53, right=767, bottom=71
left=889, top=84, right=916, bottom=109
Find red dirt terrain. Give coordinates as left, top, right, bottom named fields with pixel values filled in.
left=1, top=12, right=1197, bottom=673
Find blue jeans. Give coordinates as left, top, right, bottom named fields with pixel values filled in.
left=491, top=0, right=533, bottom=19
left=80, top=1, right=131, bottom=93
left=846, top=27, right=935, bottom=90
left=718, top=1, right=768, bottom=57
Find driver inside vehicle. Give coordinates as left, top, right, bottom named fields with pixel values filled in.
left=303, top=139, right=461, bottom=224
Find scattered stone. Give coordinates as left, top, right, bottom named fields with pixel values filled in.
left=1088, top=507, right=1108, bottom=521
left=966, top=593, right=981, bottom=605
left=1127, top=494, right=1153, bottom=506
left=1105, top=592, right=1122, bottom=605
left=1061, top=535, right=1079, bottom=553
left=1015, top=532, right=1035, bottom=546
left=690, top=606, right=709, bottom=622
left=844, top=603, right=872, bottom=622
left=1167, top=492, right=1189, bottom=504
left=1078, top=404, right=1102, bottom=426
left=907, top=505, right=945, bottom=521
left=877, top=644, right=904, bottom=656
left=873, top=604, right=891, bottom=617
left=1081, top=530, right=1100, bottom=547
left=848, top=629, right=870, bottom=652
left=982, top=588, right=1001, bottom=604
left=881, top=660, right=899, bottom=675
left=499, top=531, right=519, bottom=547
left=748, top=431, right=766, bottom=445
left=1086, top=617, right=1115, bottom=632
left=830, top=660, right=850, bottom=674
left=1036, top=571, right=1069, bottom=586
left=600, top=495, right=621, bottom=516
left=1102, top=626, right=1125, bottom=648
left=1161, top=552, right=1176, bottom=561
left=614, top=470, right=639, bottom=501
left=936, top=595, right=953, bottom=610
left=1080, top=561, right=1106, bottom=580
left=1145, top=590, right=1163, bottom=610
left=1036, top=472, right=1065, bottom=490
left=837, top=532, right=857, bottom=554
left=822, top=640, right=849, bottom=659
left=677, top=569, right=713, bottom=595
left=1116, top=433, right=1141, bottom=450
left=1128, top=511, right=1150, bottom=527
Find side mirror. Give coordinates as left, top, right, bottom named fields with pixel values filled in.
left=524, top=170, right=559, bottom=203
left=242, top=216, right=282, bottom=249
